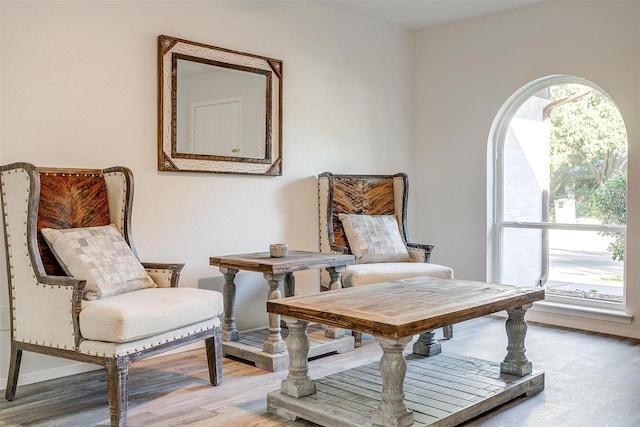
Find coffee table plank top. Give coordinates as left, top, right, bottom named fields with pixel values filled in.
left=267, top=276, right=544, bottom=339
left=209, top=251, right=355, bottom=274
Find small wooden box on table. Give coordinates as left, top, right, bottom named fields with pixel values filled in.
left=266, top=277, right=545, bottom=427
left=209, top=250, right=356, bottom=371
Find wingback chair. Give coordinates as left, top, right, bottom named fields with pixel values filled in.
left=318, top=172, right=454, bottom=347
left=0, top=163, right=224, bottom=427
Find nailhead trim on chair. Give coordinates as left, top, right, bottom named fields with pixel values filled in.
left=104, top=171, right=128, bottom=231
left=2, top=164, right=224, bottom=427
left=2, top=168, right=78, bottom=347
left=79, top=321, right=219, bottom=357
left=146, top=269, right=173, bottom=285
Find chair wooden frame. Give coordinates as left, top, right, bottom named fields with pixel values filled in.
left=319, top=172, right=433, bottom=262
left=1, top=163, right=222, bottom=427
left=319, top=172, right=453, bottom=344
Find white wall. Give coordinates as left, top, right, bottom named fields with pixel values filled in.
left=413, top=1, right=640, bottom=337
left=0, top=0, right=415, bottom=387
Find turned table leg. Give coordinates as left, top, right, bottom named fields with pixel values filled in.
left=412, top=330, right=441, bottom=356
left=280, top=317, right=316, bottom=398
left=280, top=273, right=296, bottom=329
left=220, top=267, right=240, bottom=342
left=372, top=335, right=414, bottom=427
left=263, top=273, right=287, bottom=354
left=501, top=303, right=533, bottom=377
left=324, top=266, right=346, bottom=339
left=283, top=272, right=295, bottom=297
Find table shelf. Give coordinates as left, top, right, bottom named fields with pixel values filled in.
left=268, top=353, right=544, bottom=426
left=223, top=324, right=354, bottom=371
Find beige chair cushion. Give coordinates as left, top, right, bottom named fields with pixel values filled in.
left=338, top=214, right=411, bottom=263
left=80, top=287, right=224, bottom=343
left=79, top=317, right=221, bottom=358
left=41, top=224, right=156, bottom=300
left=342, top=262, right=454, bottom=287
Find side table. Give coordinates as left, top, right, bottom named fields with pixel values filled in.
left=209, top=250, right=356, bottom=371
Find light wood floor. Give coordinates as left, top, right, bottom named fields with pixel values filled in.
left=1, top=316, right=639, bottom=426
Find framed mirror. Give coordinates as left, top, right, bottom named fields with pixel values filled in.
left=158, top=35, right=282, bottom=175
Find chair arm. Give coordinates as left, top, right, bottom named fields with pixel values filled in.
left=406, top=242, right=434, bottom=263
left=18, top=275, right=86, bottom=350
left=328, top=244, right=351, bottom=255
left=142, top=263, right=185, bottom=288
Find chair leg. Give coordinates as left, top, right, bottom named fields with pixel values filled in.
left=105, top=357, right=129, bottom=427
left=205, top=326, right=223, bottom=386
left=5, top=343, right=22, bottom=401
left=443, top=325, right=453, bottom=340
left=353, top=331, right=362, bottom=347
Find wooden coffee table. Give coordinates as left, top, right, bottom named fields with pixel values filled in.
left=210, top=250, right=355, bottom=371
left=266, top=276, right=545, bottom=426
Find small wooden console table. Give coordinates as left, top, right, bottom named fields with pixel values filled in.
left=266, top=276, right=545, bottom=426
left=209, top=250, right=356, bottom=371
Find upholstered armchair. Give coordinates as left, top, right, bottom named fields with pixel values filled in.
left=1, top=163, right=224, bottom=427
left=318, top=172, right=454, bottom=346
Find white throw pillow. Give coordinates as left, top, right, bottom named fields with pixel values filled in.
left=41, top=224, right=156, bottom=300
left=338, top=214, right=411, bottom=264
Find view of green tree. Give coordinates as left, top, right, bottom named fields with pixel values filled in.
left=591, top=171, right=627, bottom=260
left=549, top=84, right=628, bottom=222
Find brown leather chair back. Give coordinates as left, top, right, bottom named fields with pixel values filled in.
left=36, top=171, right=111, bottom=275
left=319, top=172, right=408, bottom=254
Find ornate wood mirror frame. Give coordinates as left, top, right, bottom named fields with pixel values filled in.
left=158, top=35, right=282, bottom=175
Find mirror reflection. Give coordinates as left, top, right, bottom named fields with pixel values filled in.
left=158, top=35, right=282, bottom=175
left=176, top=58, right=268, bottom=159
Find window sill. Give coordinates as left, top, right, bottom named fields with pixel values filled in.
left=490, top=300, right=633, bottom=325
left=528, top=300, right=634, bottom=324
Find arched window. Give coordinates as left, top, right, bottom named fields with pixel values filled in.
left=491, top=75, right=627, bottom=309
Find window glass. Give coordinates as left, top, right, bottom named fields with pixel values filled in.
left=497, top=79, right=627, bottom=305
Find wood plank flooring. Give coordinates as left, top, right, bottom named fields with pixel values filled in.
left=1, top=316, right=639, bottom=426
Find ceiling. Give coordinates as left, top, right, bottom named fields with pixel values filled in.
left=313, top=0, right=548, bottom=30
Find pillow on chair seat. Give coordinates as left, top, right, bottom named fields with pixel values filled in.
left=342, top=262, right=454, bottom=287
left=338, top=214, right=411, bottom=263
left=41, top=224, right=156, bottom=300
left=80, top=287, right=224, bottom=343
left=336, top=213, right=454, bottom=288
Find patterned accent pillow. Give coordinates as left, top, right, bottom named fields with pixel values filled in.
left=41, top=224, right=156, bottom=300
left=338, top=214, right=411, bottom=264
